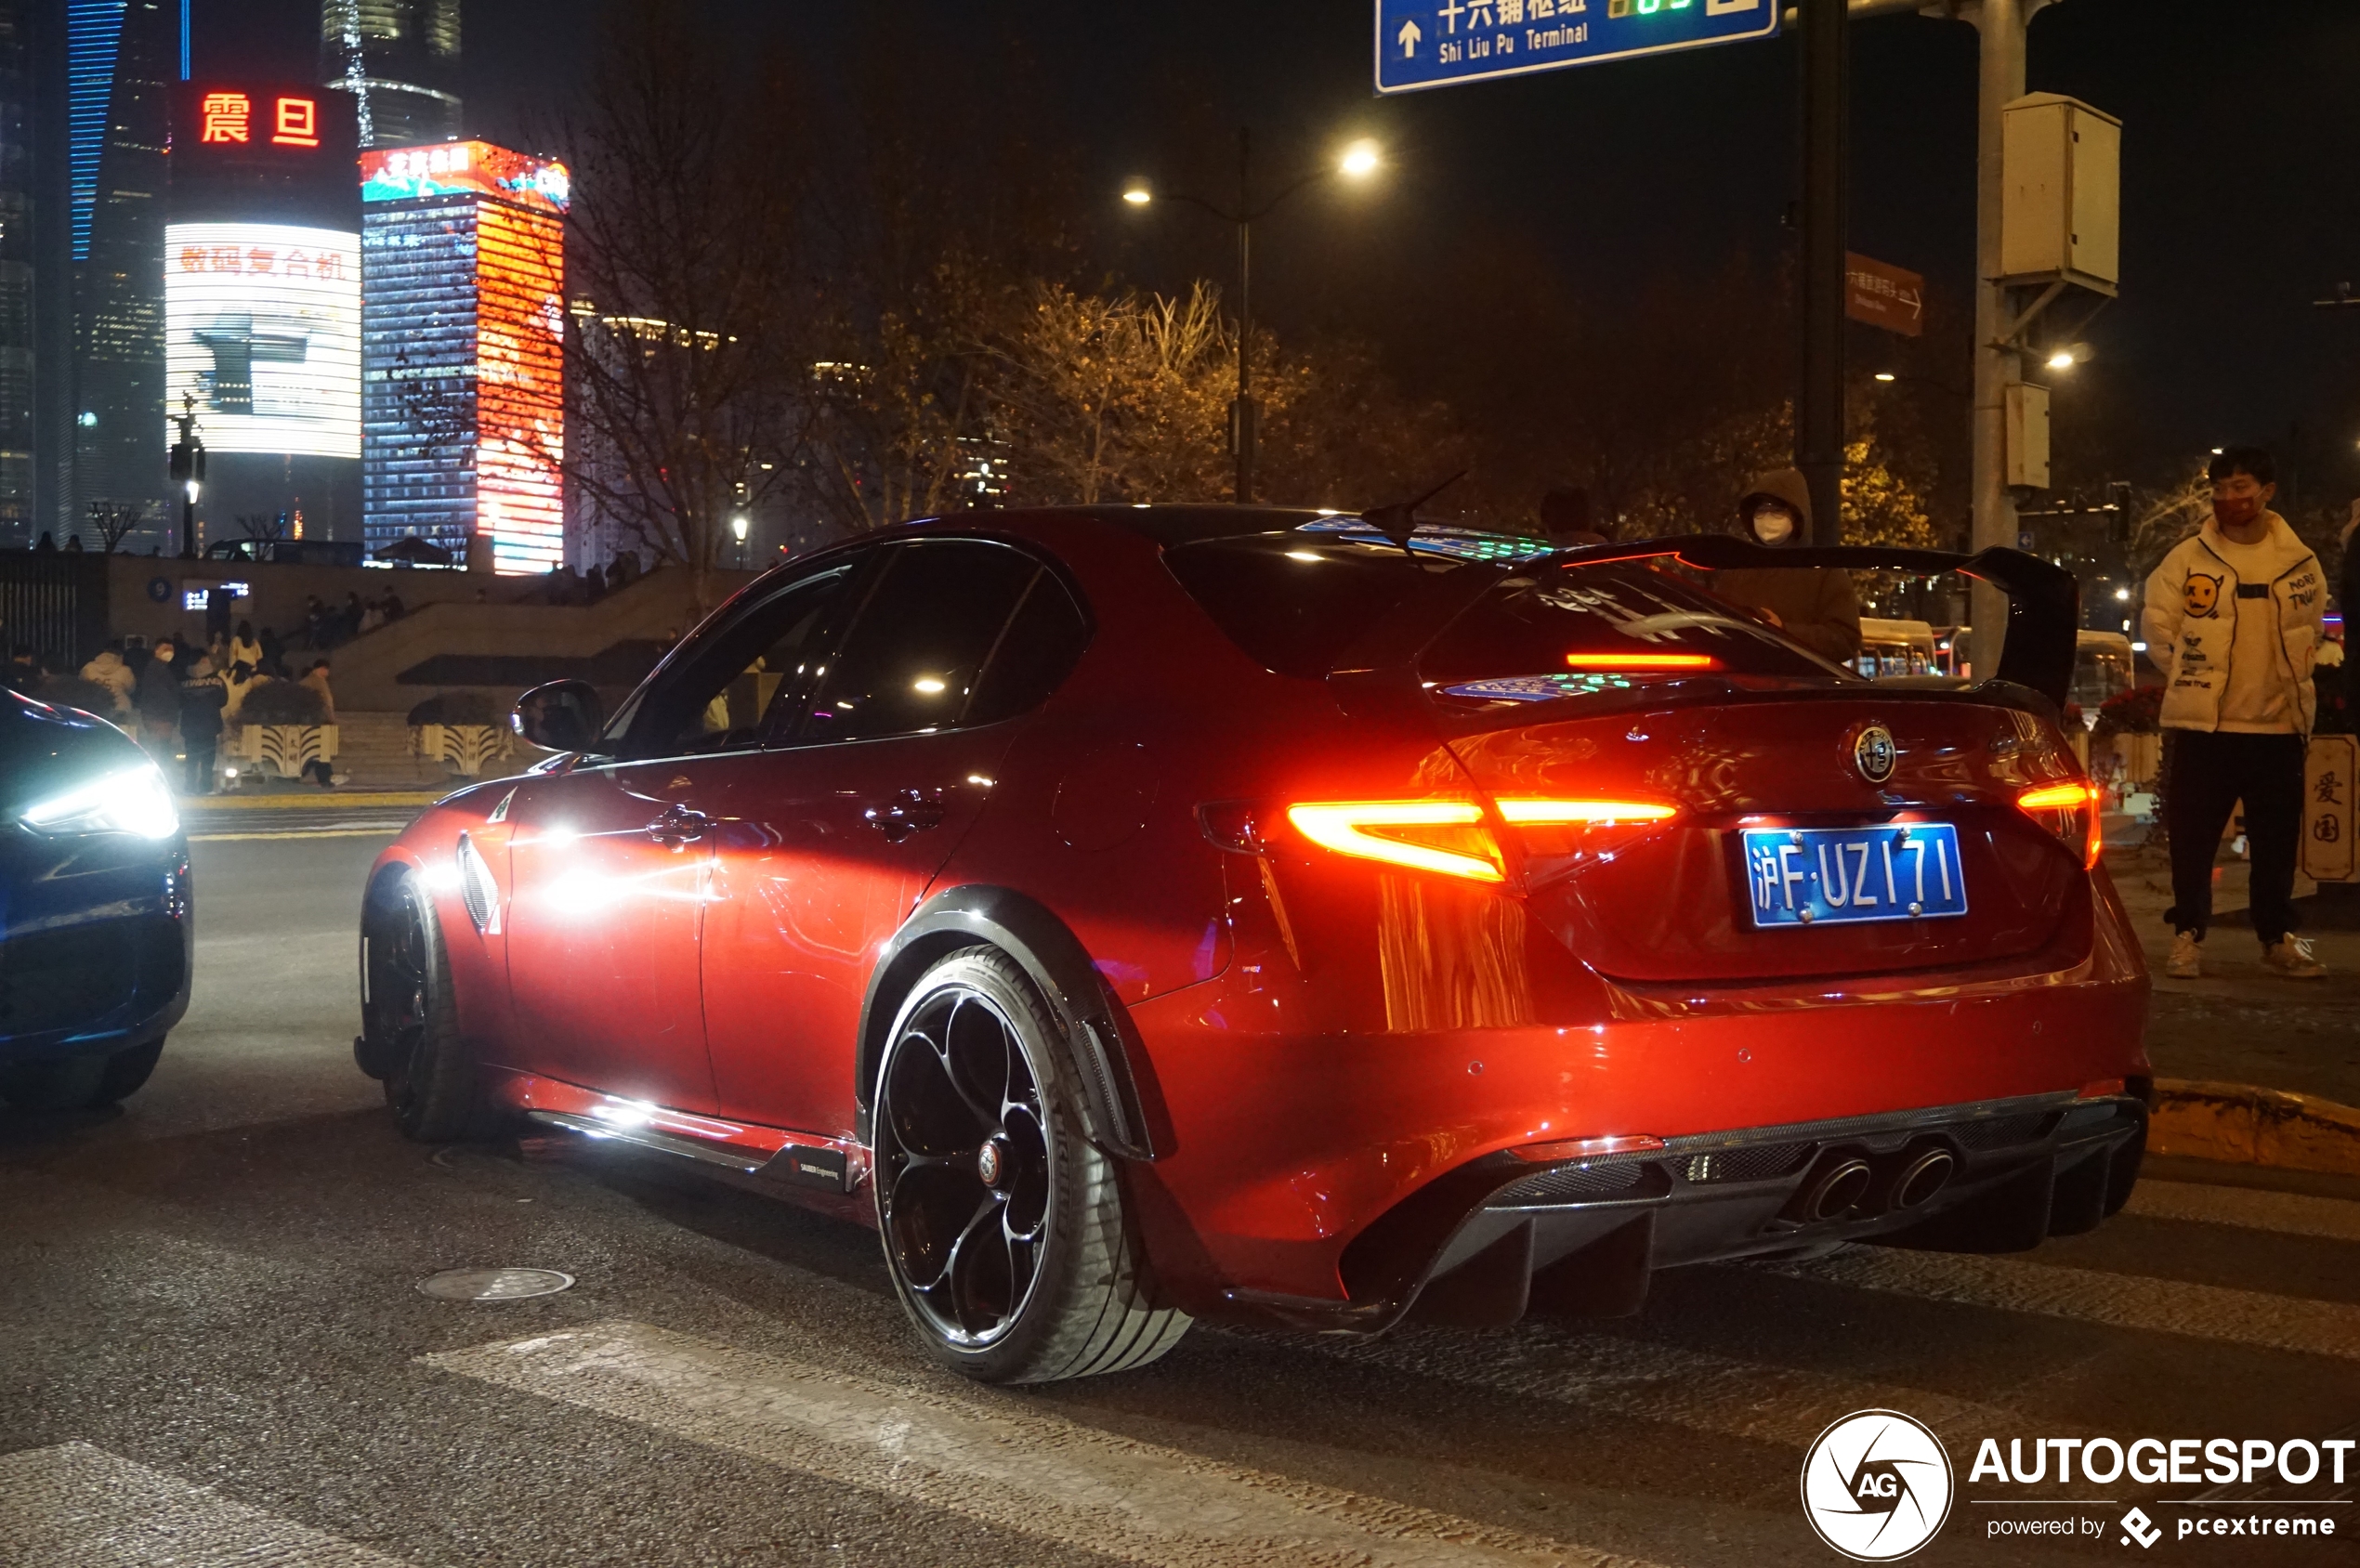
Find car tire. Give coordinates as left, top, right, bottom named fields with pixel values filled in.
left=872, top=947, right=1189, bottom=1384
left=363, top=869, right=500, bottom=1143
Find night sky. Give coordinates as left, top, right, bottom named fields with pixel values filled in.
left=199, top=0, right=2360, bottom=501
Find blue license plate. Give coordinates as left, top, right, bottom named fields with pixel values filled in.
left=1739, top=824, right=1968, bottom=928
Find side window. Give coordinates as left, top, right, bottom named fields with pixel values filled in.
left=800, top=541, right=1051, bottom=743
left=965, top=570, right=1090, bottom=727
left=623, top=566, right=854, bottom=759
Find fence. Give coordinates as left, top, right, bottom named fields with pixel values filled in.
left=0, top=552, right=112, bottom=669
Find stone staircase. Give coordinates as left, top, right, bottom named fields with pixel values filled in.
left=328, top=712, right=461, bottom=790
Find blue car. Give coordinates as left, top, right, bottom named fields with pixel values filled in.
left=0, top=690, right=192, bottom=1111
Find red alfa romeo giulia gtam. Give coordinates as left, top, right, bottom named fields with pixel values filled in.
left=356, top=506, right=2148, bottom=1383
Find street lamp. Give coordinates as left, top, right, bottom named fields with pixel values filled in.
left=730, top=511, right=750, bottom=569
left=1121, top=131, right=1382, bottom=503
left=166, top=397, right=206, bottom=558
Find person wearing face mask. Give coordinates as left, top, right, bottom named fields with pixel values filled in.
left=2143, top=447, right=2328, bottom=980
left=1711, top=467, right=1863, bottom=665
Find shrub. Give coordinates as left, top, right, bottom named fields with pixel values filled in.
left=35, top=675, right=120, bottom=718
left=407, top=690, right=504, bottom=727
left=239, top=678, right=330, bottom=726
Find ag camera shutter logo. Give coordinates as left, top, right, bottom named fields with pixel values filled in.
left=1801, top=1409, right=1955, bottom=1561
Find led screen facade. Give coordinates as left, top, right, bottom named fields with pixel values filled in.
left=164, top=223, right=361, bottom=459
left=361, top=143, right=566, bottom=573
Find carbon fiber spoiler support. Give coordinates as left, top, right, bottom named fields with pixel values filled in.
left=1541, top=535, right=2080, bottom=711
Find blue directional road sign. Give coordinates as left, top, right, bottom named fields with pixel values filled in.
left=1376, top=0, right=1780, bottom=96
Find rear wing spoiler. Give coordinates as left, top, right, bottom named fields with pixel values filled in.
left=1542, top=535, right=2080, bottom=711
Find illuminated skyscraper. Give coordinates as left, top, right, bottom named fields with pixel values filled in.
left=0, top=3, right=32, bottom=539
left=68, top=0, right=173, bottom=546
left=360, top=142, right=566, bottom=572
left=320, top=1, right=461, bottom=150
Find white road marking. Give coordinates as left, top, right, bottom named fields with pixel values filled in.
left=0, top=1442, right=410, bottom=1567
left=426, top=1320, right=1668, bottom=1568
left=1777, top=1248, right=2360, bottom=1362
left=2123, top=1180, right=2360, bottom=1244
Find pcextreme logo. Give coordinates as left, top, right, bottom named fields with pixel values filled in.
left=1801, top=1409, right=1957, bottom=1561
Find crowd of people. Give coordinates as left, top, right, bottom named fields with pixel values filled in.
left=6, top=620, right=337, bottom=795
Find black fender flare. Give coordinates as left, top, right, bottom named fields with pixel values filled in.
left=858, top=885, right=1160, bottom=1161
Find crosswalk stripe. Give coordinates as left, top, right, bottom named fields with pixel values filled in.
left=426, top=1320, right=1671, bottom=1568
left=2122, top=1180, right=2360, bottom=1243
left=1777, top=1248, right=2360, bottom=1362
left=0, top=1442, right=410, bottom=1568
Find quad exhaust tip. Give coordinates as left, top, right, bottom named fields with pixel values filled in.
left=1802, top=1158, right=1874, bottom=1222
left=1891, top=1147, right=1957, bottom=1210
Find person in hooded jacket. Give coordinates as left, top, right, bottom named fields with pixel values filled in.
left=1710, top=468, right=1863, bottom=666
left=2142, top=447, right=2328, bottom=980
left=178, top=655, right=228, bottom=795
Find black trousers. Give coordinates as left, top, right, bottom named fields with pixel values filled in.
left=183, top=736, right=216, bottom=796
left=2164, top=729, right=2305, bottom=943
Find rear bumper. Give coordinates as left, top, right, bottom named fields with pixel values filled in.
left=1122, top=936, right=2148, bottom=1321
left=1222, top=1091, right=2144, bottom=1332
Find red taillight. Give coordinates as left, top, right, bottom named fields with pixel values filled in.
left=1565, top=652, right=1721, bottom=672
left=2017, top=779, right=2103, bottom=869
left=1284, top=801, right=1505, bottom=882
left=1496, top=798, right=1679, bottom=826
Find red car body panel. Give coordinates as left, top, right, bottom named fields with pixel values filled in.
left=365, top=507, right=2151, bottom=1328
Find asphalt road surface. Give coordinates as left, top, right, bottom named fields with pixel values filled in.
left=3, top=823, right=2357, bottom=1567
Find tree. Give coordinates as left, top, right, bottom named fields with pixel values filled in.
left=552, top=0, right=816, bottom=595
left=84, top=503, right=145, bottom=554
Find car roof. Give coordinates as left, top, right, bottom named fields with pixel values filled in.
left=912, top=504, right=1348, bottom=550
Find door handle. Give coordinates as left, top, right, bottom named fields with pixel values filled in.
left=646, top=804, right=713, bottom=845
left=863, top=790, right=944, bottom=843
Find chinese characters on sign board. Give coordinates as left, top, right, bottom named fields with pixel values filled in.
left=2303, top=737, right=2356, bottom=882
left=195, top=91, right=325, bottom=149
left=165, top=222, right=361, bottom=460
left=1845, top=253, right=1925, bottom=337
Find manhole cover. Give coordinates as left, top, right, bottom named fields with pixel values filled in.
left=417, top=1267, right=575, bottom=1302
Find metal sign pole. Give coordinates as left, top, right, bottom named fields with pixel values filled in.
left=1798, top=0, right=1849, bottom=548
left=1970, top=0, right=2033, bottom=680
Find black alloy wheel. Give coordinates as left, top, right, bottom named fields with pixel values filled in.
left=361, top=870, right=495, bottom=1141
left=877, top=979, right=1054, bottom=1349
left=872, top=948, right=1188, bottom=1383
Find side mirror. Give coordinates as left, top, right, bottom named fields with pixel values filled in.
left=511, top=679, right=604, bottom=753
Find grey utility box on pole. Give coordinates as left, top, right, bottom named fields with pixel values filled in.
left=2000, top=93, right=2121, bottom=295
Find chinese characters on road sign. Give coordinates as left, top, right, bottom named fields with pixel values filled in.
left=1377, top=0, right=1777, bottom=96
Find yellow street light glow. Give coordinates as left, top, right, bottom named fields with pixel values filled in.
left=912, top=677, right=947, bottom=695
left=1872, top=372, right=1896, bottom=383
left=1121, top=184, right=1151, bottom=205
left=1339, top=140, right=1381, bottom=179
left=2046, top=349, right=2077, bottom=371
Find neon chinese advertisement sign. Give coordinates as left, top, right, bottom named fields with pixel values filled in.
left=359, top=142, right=572, bottom=216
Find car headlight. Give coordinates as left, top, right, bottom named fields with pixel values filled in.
left=21, top=764, right=180, bottom=839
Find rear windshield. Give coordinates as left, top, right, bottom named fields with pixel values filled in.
left=1162, top=522, right=1852, bottom=700
left=1160, top=527, right=1518, bottom=678
left=1423, top=565, right=1851, bottom=707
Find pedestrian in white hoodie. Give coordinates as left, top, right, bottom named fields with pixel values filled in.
left=2141, top=447, right=2328, bottom=979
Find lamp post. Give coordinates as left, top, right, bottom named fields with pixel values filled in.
left=730, top=511, right=750, bottom=570
left=1123, top=134, right=1382, bottom=504
left=166, top=397, right=206, bottom=559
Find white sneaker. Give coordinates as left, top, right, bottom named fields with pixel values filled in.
left=2165, top=932, right=2202, bottom=979
left=2261, top=936, right=2327, bottom=980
